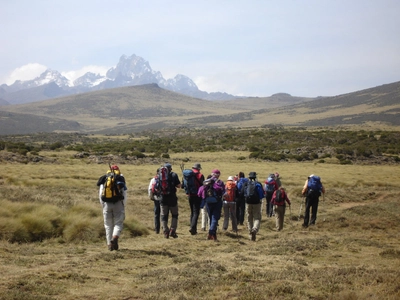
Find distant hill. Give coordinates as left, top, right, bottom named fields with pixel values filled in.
left=0, top=81, right=399, bottom=135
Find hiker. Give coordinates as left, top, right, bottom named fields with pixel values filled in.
left=222, top=176, right=238, bottom=232
left=182, top=163, right=205, bottom=235
left=271, top=186, right=291, bottom=231
left=301, top=174, right=325, bottom=227
left=236, top=172, right=248, bottom=225
left=97, top=165, right=127, bottom=251
left=198, top=169, right=225, bottom=241
left=200, top=174, right=212, bottom=231
left=244, top=171, right=264, bottom=241
left=264, top=173, right=279, bottom=217
left=275, top=172, right=282, bottom=187
left=148, top=168, right=161, bottom=234
left=159, top=163, right=181, bottom=238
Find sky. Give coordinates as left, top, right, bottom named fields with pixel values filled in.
left=1, top=0, right=400, bottom=97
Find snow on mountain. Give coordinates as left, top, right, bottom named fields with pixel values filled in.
left=2, top=54, right=236, bottom=103
left=33, top=69, right=70, bottom=88
left=73, top=72, right=107, bottom=88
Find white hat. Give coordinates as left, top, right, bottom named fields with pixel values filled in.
left=227, top=176, right=234, bottom=181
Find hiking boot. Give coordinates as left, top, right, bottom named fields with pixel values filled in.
left=213, top=233, right=217, bottom=241
left=164, top=230, right=170, bottom=239
left=108, top=244, right=113, bottom=251
left=170, top=229, right=178, bottom=238
left=111, top=238, right=119, bottom=250
left=207, top=234, right=213, bottom=240
left=251, top=229, right=257, bottom=241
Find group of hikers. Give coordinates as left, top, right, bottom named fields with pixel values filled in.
left=96, top=163, right=325, bottom=250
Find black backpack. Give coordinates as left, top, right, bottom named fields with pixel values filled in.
left=274, top=189, right=285, bottom=203
left=244, top=180, right=260, bottom=204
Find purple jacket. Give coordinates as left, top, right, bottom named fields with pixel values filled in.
left=197, top=179, right=225, bottom=199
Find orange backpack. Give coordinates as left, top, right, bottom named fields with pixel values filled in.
left=224, top=180, right=237, bottom=202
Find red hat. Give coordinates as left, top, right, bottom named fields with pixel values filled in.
left=111, top=165, right=119, bottom=170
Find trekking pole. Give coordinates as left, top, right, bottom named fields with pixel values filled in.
left=298, top=199, right=303, bottom=221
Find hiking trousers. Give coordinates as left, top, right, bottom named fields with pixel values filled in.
left=201, top=207, right=209, bottom=230
left=206, top=200, right=223, bottom=236
left=102, top=200, right=125, bottom=245
left=246, top=203, right=261, bottom=233
left=266, top=192, right=274, bottom=217
left=304, top=196, right=319, bottom=227
left=274, top=205, right=286, bottom=231
left=160, top=203, right=178, bottom=232
left=188, top=195, right=202, bottom=234
left=223, top=201, right=237, bottom=231
left=153, top=200, right=161, bottom=233
left=236, top=197, right=245, bottom=225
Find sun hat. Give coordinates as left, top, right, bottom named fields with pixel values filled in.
left=192, top=163, right=202, bottom=170
left=227, top=176, right=234, bottom=181
left=248, top=171, right=257, bottom=178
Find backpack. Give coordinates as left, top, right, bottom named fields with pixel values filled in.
left=101, top=170, right=125, bottom=203
left=224, top=181, right=237, bottom=202
left=274, top=189, right=285, bottom=203
left=182, top=169, right=199, bottom=195
left=149, top=177, right=158, bottom=200
left=244, top=180, right=259, bottom=204
left=265, top=176, right=276, bottom=194
left=307, top=176, right=322, bottom=196
left=154, top=166, right=171, bottom=196
left=204, top=184, right=218, bottom=204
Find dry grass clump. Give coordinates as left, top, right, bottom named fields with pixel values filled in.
left=0, top=199, right=146, bottom=243
left=0, top=153, right=400, bottom=299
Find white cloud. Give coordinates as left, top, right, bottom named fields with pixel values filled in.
left=62, top=65, right=109, bottom=84
left=5, top=63, right=47, bottom=85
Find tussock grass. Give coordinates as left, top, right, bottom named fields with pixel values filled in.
left=0, top=152, right=400, bottom=299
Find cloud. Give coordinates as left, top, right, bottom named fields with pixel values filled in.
left=61, top=65, right=110, bottom=83
left=5, top=63, right=47, bottom=85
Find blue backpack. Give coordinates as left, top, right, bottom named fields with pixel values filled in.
left=204, top=185, right=218, bottom=203
left=307, top=176, right=322, bottom=196
left=182, top=169, right=198, bottom=195
left=265, top=176, right=276, bottom=194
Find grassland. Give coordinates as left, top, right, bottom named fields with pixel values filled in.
left=0, top=148, right=399, bottom=299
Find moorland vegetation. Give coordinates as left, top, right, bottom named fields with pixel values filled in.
left=0, top=128, right=400, bottom=299
left=1, top=128, right=399, bottom=165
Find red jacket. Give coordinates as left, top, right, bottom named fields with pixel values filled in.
left=271, top=188, right=291, bottom=206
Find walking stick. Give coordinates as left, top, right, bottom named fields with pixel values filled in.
left=298, top=203, right=302, bottom=220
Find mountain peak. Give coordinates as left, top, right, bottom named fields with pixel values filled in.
left=2, top=53, right=236, bottom=104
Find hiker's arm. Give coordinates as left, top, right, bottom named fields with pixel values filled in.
left=98, top=185, right=103, bottom=203
left=301, top=180, right=308, bottom=195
